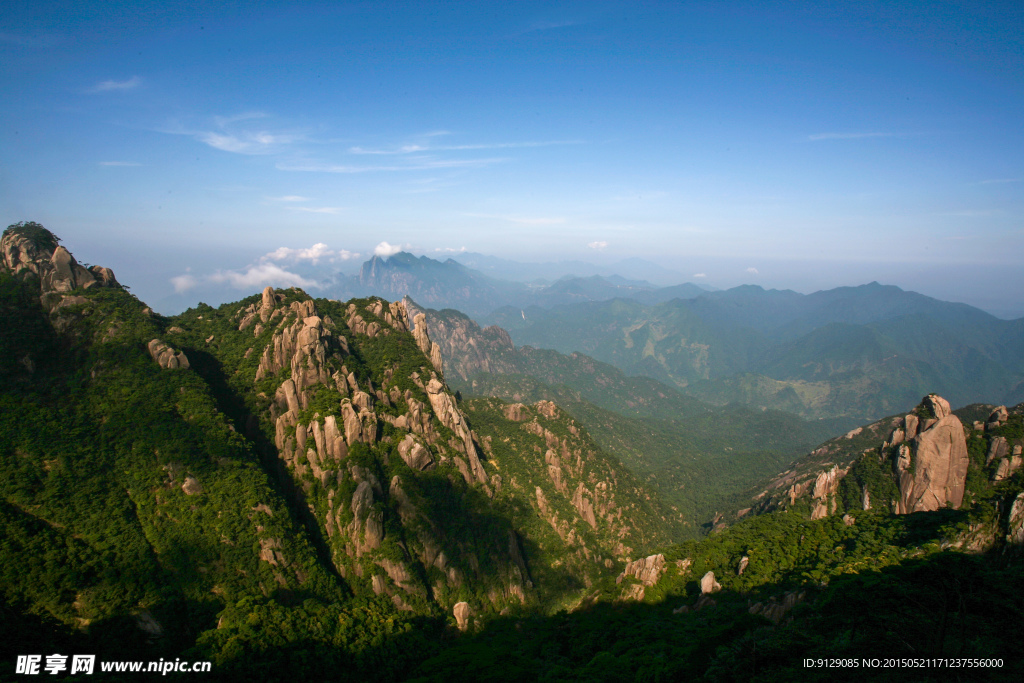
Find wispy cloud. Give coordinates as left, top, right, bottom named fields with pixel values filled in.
left=89, top=76, right=142, bottom=92
left=287, top=206, right=345, bottom=214
left=262, top=243, right=357, bottom=264
left=434, top=246, right=467, bottom=253
left=98, top=161, right=141, bottom=167
left=464, top=212, right=566, bottom=225
left=158, top=112, right=303, bottom=155
left=279, top=157, right=508, bottom=173
left=214, top=112, right=269, bottom=127
left=587, top=241, right=608, bottom=250
left=525, top=20, right=580, bottom=32
left=745, top=267, right=759, bottom=274
left=693, top=273, right=707, bottom=278
left=199, top=131, right=299, bottom=155
left=807, top=132, right=893, bottom=141
left=266, top=195, right=311, bottom=202
left=349, top=139, right=582, bottom=155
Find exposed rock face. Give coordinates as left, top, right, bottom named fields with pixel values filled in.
left=810, top=465, right=848, bottom=520
left=418, top=306, right=522, bottom=382
left=1007, top=493, right=1024, bottom=546
left=1, top=224, right=119, bottom=302
left=986, top=406, right=1008, bottom=430
left=894, top=396, right=969, bottom=514
left=737, top=556, right=749, bottom=575
left=424, top=373, right=487, bottom=485
left=751, top=395, right=972, bottom=520
left=571, top=482, right=598, bottom=529
left=240, top=291, right=539, bottom=613
left=700, top=571, right=721, bottom=594
left=987, top=437, right=1008, bottom=465
left=397, top=433, right=433, bottom=471
left=181, top=476, right=203, bottom=495
left=616, top=554, right=665, bottom=586
left=147, top=339, right=190, bottom=370
left=453, top=601, right=472, bottom=631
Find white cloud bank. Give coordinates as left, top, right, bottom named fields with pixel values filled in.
left=746, top=267, right=759, bottom=274
left=587, top=241, right=608, bottom=250
left=693, top=273, right=707, bottom=278
left=374, top=241, right=409, bottom=257
left=170, top=243, right=360, bottom=293
left=207, top=263, right=318, bottom=290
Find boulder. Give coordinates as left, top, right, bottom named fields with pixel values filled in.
left=700, top=571, right=721, bottom=594
left=895, top=396, right=969, bottom=514
left=616, top=554, right=666, bottom=586
left=987, top=437, right=1008, bottom=465
left=1007, top=493, right=1024, bottom=545
left=147, top=339, right=190, bottom=370
left=397, top=433, right=433, bottom=470
left=453, top=602, right=472, bottom=631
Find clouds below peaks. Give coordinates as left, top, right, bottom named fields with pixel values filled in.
left=169, top=243, right=359, bottom=293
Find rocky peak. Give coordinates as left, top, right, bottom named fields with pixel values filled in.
left=893, top=395, right=968, bottom=514
left=1, top=222, right=119, bottom=301
left=752, top=394, right=970, bottom=519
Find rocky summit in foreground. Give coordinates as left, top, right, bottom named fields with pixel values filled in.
left=2, top=222, right=1022, bottom=681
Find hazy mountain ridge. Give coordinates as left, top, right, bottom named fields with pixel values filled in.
left=330, top=251, right=709, bottom=318
left=483, top=284, right=1024, bottom=422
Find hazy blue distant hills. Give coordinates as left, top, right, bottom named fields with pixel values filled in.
left=340, top=251, right=526, bottom=316
left=448, top=252, right=693, bottom=287
left=480, top=283, right=1024, bottom=422
left=330, top=251, right=712, bottom=316
left=688, top=281, right=1003, bottom=340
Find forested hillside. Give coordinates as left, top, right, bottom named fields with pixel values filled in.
left=2, top=223, right=1021, bottom=682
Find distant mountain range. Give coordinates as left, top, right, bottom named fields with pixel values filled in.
left=327, top=251, right=712, bottom=317
left=479, top=282, right=1024, bottom=422
left=321, top=252, right=1024, bottom=422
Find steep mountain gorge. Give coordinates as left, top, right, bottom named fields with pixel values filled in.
left=413, top=304, right=844, bottom=529
left=0, top=224, right=679, bottom=675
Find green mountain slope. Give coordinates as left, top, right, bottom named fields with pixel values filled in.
left=416, top=305, right=846, bottom=531
left=1, top=223, right=682, bottom=678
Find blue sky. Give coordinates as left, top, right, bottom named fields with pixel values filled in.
left=2, top=1, right=1022, bottom=315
